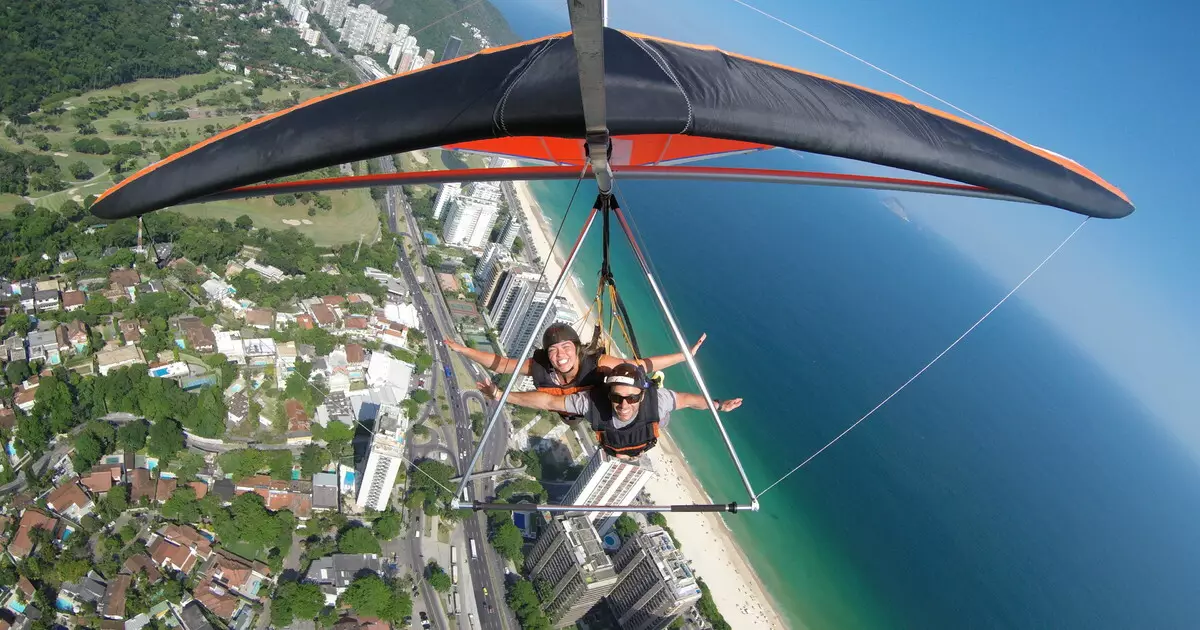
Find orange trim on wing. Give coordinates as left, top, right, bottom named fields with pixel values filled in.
left=94, top=31, right=570, bottom=207
left=621, top=30, right=1130, bottom=205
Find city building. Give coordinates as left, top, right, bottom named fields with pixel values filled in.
left=432, top=182, right=461, bottom=220
left=498, top=213, right=522, bottom=250
left=498, top=285, right=554, bottom=357
left=27, top=329, right=60, bottom=365
left=9, top=509, right=58, bottom=559
left=485, top=269, right=539, bottom=331
left=525, top=515, right=619, bottom=627
left=386, top=43, right=403, bottom=71
left=102, top=573, right=132, bottom=620
left=148, top=524, right=213, bottom=574
left=305, top=554, right=383, bottom=605
left=607, top=527, right=703, bottom=630
left=474, top=241, right=509, bottom=287
left=354, top=404, right=406, bottom=511
left=313, top=472, right=339, bottom=511
left=61, top=290, right=86, bottom=311
left=46, top=479, right=94, bottom=520
left=97, top=344, right=146, bottom=376
left=564, top=450, right=656, bottom=533
left=442, top=182, right=502, bottom=247
left=442, top=35, right=463, bottom=62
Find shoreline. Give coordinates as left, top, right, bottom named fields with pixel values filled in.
left=510, top=178, right=790, bottom=630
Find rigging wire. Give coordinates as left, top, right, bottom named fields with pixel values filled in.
left=757, top=217, right=1091, bottom=497
left=726, top=0, right=1010, bottom=136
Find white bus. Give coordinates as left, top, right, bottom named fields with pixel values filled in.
left=469, top=538, right=478, bottom=560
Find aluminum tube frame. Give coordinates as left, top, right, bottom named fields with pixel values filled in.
left=567, top=0, right=613, bottom=193
left=466, top=502, right=749, bottom=514
left=612, top=205, right=761, bottom=511
left=186, top=165, right=1040, bottom=208
left=451, top=206, right=600, bottom=506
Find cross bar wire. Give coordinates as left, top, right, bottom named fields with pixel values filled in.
left=451, top=206, right=600, bottom=505
left=466, top=502, right=749, bottom=513
left=612, top=203, right=761, bottom=510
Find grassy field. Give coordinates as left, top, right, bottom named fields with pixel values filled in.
left=178, top=189, right=380, bottom=246
left=64, top=71, right=228, bottom=101
left=221, top=539, right=270, bottom=563
left=3, top=71, right=381, bottom=243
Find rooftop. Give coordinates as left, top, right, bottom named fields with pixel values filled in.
left=46, top=479, right=92, bottom=514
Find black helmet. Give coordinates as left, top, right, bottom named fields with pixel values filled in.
left=542, top=323, right=581, bottom=350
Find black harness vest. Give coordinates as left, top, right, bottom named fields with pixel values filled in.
left=583, top=385, right=661, bottom=457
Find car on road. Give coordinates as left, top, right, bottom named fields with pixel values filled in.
left=482, top=587, right=488, bottom=597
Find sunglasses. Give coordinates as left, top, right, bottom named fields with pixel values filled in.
left=609, top=391, right=644, bottom=405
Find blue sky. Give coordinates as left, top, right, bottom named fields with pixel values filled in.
left=494, top=0, right=1200, bottom=450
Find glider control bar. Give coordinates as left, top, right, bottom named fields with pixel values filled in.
left=189, top=165, right=1040, bottom=207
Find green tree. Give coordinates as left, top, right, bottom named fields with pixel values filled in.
left=72, top=431, right=106, bottom=472
left=162, top=486, right=200, bottom=523
left=147, top=418, right=184, bottom=464
left=59, top=198, right=85, bottom=221
left=5, top=359, right=31, bottom=385
left=4, top=311, right=31, bottom=336
left=614, top=515, right=640, bottom=540
left=235, top=214, right=253, bottom=230
left=489, top=519, right=524, bottom=566
left=339, top=574, right=411, bottom=622
left=373, top=510, right=401, bottom=541
left=506, top=579, right=552, bottom=630
left=425, top=560, right=452, bottom=593
left=410, top=389, right=431, bottom=404
left=117, top=420, right=149, bottom=451
left=68, top=161, right=92, bottom=180
left=696, top=579, right=731, bottom=630
left=171, top=451, right=205, bottom=481
left=34, top=375, right=76, bottom=434
left=324, top=421, right=354, bottom=463
left=271, top=581, right=325, bottom=627
left=425, top=250, right=443, bottom=268
left=337, top=526, right=381, bottom=555
left=299, top=443, right=329, bottom=478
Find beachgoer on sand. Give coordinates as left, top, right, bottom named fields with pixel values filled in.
left=478, top=362, right=741, bottom=458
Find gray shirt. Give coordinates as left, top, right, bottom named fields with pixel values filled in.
left=564, top=389, right=678, bottom=429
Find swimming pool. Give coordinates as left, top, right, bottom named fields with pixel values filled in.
left=55, top=597, right=74, bottom=612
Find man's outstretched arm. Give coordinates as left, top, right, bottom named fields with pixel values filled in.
left=478, top=381, right=570, bottom=413
left=674, top=391, right=743, bottom=412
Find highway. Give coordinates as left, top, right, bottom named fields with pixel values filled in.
left=377, top=155, right=519, bottom=630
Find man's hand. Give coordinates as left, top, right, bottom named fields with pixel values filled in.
left=477, top=381, right=500, bottom=401
left=690, top=333, right=707, bottom=356
left=445, top=338, right=464, bottom=353
left=715, top=398, right=742, bottom=412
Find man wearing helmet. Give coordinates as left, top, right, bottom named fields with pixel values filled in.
left=478, top=362, right=742, bottom=459
left=447, top=323, right=706, bottom=423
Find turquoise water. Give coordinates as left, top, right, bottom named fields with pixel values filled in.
left=522, top=150, right=1200, bottom=629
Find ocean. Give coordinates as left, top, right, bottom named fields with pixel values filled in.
left=515, top=152, right=1200, bottom=629
left=491, top=7, right=1200, bottom=629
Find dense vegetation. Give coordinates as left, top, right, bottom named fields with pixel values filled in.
left=7, top=364, right=227, bottom=466
left=506, top=578, right=552, bottom=630
left=0, top=0, right=355, bottom=120
left=0, top=0, right=210, bottom=118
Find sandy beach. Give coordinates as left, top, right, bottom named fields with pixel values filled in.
left=510, top=178, right=789, bottom=630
